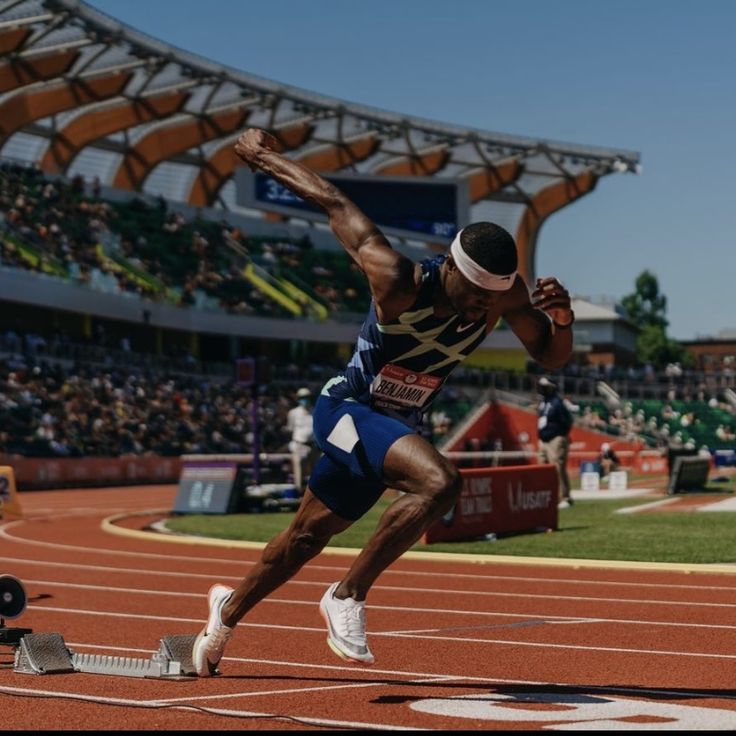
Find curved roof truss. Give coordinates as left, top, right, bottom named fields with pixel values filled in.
left=0, top=0, right=640, bottom=281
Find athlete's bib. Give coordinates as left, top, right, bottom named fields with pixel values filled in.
left=370, top=364, right=442, bottom=411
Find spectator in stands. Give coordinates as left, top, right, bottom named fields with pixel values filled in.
left=286, top=387, right=318, bottom=494
left=536, top=376, right=574, bottom=508
left=191, top=127, right=575, bottom=677
left=598, top=442, right=620, bottom=478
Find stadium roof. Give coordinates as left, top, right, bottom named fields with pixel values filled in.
left=0, top=0, right=641, bottom=282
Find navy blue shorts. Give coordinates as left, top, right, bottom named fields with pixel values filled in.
left=309, top=394, right=415, bottom=521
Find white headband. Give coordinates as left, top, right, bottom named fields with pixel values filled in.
left=450, top=230, right=517, bottom=291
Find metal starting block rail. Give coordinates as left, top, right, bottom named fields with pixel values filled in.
left=13, top=632, right=198, bottom=679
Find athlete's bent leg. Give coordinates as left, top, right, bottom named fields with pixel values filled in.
left=220, top=489, right=353, bottom=626
left=335, top=433, right=462, bottom=601
left=193, top=489, right=351, bottom=675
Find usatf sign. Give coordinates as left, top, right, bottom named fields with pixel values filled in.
left=423, top=464, right=558, bottom=543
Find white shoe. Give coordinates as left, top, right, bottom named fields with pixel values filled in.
left=192, top=584, right=234, bottom=677
left=319, top=582, right=375, bottom=665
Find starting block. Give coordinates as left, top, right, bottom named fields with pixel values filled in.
left=12, top=632, right=198, bottom=679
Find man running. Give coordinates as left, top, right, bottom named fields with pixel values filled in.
left=193, top=128, right=575, bottom=675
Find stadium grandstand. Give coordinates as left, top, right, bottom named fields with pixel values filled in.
left=0, top=0, right=641, bottom=365
left=3, top=0, right=736, bottom=492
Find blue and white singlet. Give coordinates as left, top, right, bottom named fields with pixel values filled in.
left=320, top=254, right=488, bottom=428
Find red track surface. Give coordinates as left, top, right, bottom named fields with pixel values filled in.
left=1, top=484, right=735, bottom=730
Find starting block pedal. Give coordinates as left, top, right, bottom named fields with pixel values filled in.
left=14, top=633, right=198, bottom=679
left=157, top=634, right=198, bottom=677
left=14, top=632, right=74, bottom=674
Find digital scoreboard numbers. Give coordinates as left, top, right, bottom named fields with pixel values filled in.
left=237, top=169, right=470, bottom=243
left=173, top=461, right=242, bottom=514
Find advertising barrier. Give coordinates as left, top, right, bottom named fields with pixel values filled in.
left=423, top=464, right=558, bottom=544
left=0, top=455, right=181, bottom=489
left=634, top=450, right=669, bottom=475
left=0, top=466, right=23, bottom=517
left=173, top=453, right=297, bottom=514
left=173, top=460, right=243, bottom=515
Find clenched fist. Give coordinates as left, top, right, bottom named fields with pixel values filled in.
left=234, top=128, right=281, bottom=170
left=531, top=276, right=574, bottom=328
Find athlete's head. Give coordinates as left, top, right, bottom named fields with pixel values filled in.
left=444, top=222, right=518, bottom=322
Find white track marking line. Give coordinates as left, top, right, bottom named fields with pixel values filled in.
left=3, top=521, right=736, bottom=592
left=162, top=676, right=457, bottom=704
left=52, top=641, right=736, bottom=700
left=22, top=580, right=736, bottom=630
left=616, top=498, right=680, bottom=514
left=3, top=556, right=227, bottom=580
left=0, top=685, right=420, bottom=731
left=25, top=605, right=736, bottom=659
left=12, top=563, right=736, bottom=608
left=14, top=554, right=723, bottom=597
left=376, top=631, right=736, bottom=659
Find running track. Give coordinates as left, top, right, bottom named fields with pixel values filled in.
left=1, top=484, right=735, bottom=731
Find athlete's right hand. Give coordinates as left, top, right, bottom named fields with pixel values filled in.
left=234, top=128, right=281, bottom=170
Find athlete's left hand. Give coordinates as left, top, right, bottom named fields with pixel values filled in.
left=531, top=277, right=574, bottom=327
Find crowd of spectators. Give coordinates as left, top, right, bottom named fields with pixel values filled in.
left=2, top=342, right=735, bottom=460
left=4, top=159, right=736, bottom=459
left=0, top=357, right=305, bottom=459
left=0, top=330, right=474, bottom=458
left=0, top=161, right=373, bottom=319
left=575, top=393, right=736, bottom=451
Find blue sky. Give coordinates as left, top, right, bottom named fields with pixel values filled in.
left=87, top=0, right=736, bottom=341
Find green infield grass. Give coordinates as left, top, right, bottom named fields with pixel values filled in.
left=165, top=473, right=736, bottom=564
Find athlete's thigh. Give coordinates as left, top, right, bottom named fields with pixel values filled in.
left=381, top=432, right=457, bottom=495
left=308, top=452, right=387, bottom=521
left=312, top=395, right=413, bottom=481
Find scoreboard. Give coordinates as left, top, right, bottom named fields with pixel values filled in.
left=173, top=460, right=245, bottom=514
left=235, top=168, right=470, bottom=243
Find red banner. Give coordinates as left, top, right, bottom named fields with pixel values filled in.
left=423, top=464, right=559, bottom=544
left=0, top=455, right=181, bottom=489
left=635, top=451, right=669, bottom=475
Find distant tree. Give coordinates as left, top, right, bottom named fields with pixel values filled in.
left=621, top=270, right=668, bottom=330
left=636, top=324, right=687, bottom=368
left=622, top=271, right=692, bottom=369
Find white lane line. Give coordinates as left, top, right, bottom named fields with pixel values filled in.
left=377, top=631, right=736, bottom=659
left=25, top=605, right=736, bottom=660
left=161, top=675, right=457, bottom=705
left=697, top=497, right=736, bottom=512
left=616, top=499, right=680, bottom=514
left=3, top=556, right=226, bottom=580
left=0, top=685, right=420, bottom=731
left=3, top=521, right=736, bottom=592
left=22, top=580, right=736, bottom=630
left=14, top=567, right=736, bottom=609
left=60, top=641, right=736, bottom=698
left=0, top=522, right=253, bottom=563
left=17, top=508, right=131, bottom=517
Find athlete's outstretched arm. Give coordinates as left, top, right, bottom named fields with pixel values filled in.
left=234, top=128, right=417, bottom=321
left=503, top=276, right=574, bottom=370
